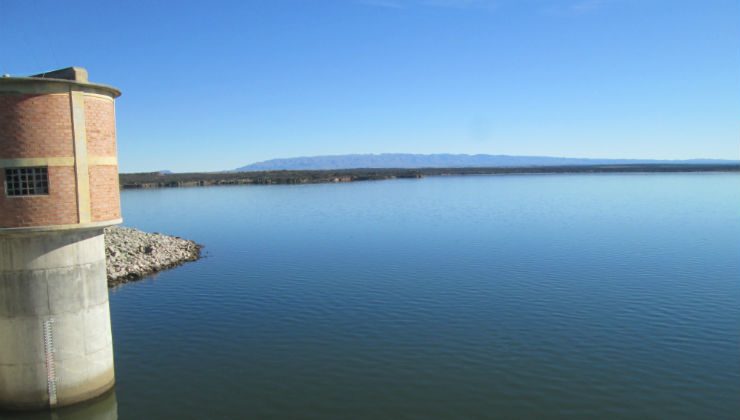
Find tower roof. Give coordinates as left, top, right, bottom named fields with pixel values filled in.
left=0, top=67, right=121, bottom=98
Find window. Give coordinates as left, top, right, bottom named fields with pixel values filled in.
left=4, top=167, right=49, bottom=196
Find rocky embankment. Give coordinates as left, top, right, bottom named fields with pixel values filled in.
left=104, top=226, right=202, bottom=287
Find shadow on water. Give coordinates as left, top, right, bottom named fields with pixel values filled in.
left=0, top=390, right=117, bottom=420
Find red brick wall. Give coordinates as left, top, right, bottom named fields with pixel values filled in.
left=0, top=94, right=74, bottom=159
left=0, top=90, right=121, bottom=228
left=89, top=165, right=121, bottom=222
left=85, top=96, right=117, bottom=157
left=0, top=166, right=78, bottom=228
left=85, top=94, right=120, bottom=222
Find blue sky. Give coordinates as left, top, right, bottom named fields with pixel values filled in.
left=2, top=0, right=738, bottom=172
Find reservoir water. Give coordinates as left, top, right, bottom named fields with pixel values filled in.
left=4, top=173, right=740, bottom=419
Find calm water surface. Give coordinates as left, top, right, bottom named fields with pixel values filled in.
left=5, top=174, right=740, bottom=419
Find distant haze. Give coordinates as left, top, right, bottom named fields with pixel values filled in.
left=236, top=154, right=738, bottom=171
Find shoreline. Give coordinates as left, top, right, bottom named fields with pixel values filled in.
left=105, top=226, right=202, bottom=287
left=120, top=164, right=740, bottom=189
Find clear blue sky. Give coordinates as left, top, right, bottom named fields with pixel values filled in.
left=2, top=0, right=738, bottom=172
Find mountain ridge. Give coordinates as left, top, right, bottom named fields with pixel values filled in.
left=236, top=153, right=737, bottom=171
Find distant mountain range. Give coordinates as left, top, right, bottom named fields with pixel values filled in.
left=235, top=154, right=738, bottom=171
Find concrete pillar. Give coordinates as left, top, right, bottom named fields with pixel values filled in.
left=0, top=228, right=115, bottom=410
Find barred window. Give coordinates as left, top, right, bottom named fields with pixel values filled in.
left=4, top=167, right=49, bottom=196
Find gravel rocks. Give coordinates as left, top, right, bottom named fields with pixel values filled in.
left=104, top=226, right=202, bottom=287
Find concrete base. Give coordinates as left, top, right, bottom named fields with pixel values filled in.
left=0, top=229, right=115, bottom=410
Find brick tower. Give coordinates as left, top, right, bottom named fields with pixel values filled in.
left=0, top=67, right=121, bottom=410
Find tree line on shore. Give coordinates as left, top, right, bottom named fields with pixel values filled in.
left=119, top=164, right=740, bottom=189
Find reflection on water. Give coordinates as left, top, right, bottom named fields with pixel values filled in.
left=0, top=390, right=117, bottom=420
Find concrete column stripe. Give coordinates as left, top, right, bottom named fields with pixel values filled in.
left=70, top=89, right=92, bottom=224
